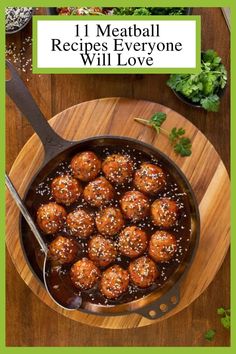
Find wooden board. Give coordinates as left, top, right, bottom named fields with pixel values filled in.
left=6, top=97, right=230, bottom=329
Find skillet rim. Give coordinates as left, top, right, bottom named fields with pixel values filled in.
left=19, top=135, right=200, bottom=316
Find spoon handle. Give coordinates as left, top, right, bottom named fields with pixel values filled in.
left=5, top=174, right=48, bottom=254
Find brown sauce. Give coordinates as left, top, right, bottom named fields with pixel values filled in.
left=22, top=145, right=192, bottom=307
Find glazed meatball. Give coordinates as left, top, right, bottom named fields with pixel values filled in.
left=102, top=154, right=133, bottom=185
left=48, top=235, right=78, bottom=264
left=100, top=265, right=129, bottom=299
left=88, top=235, right=117, bottom=267
left=70, top=258, right=101, bottom=290
left=67, top=209, right=95, bottom=238
left=36, top=202, right=66, bottom=234
left=83, top=177, right=115, bottom=207
left=95, top=207, right=124, bottom=237
left=149, top=231, right=177, bottom=262
left=128, top=256, right=159, bottom=288
left=134, top=163, right=166, bottom=195
left=119, top=226, right=148, bottom=258
left=120, top=191, right=150, bottom=222
left=71, top=151, right=101, bottom=182
left=51, top=174, right=82, bottom=205
left=151, top=198, right=179, bottom=228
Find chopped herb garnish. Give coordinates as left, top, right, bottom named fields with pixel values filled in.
left=113, top=7, right=186, bottom=16
left=204, top=329, right=216, bottom=341
left=167, top=49, right=227, bottom=112
left=134, top=112, right=192, bottom=157
left=203, top=307, right=230, bottom=341
left=217, top=307, right=230, bottom=329
left=149, top=112, right=167, bottom=133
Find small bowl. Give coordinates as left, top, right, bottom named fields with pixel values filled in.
left=172, top=90, right=202, bottom=109
left=172, top=86, right=226, bottom=109
left=170, top=51, right=226, bottom=109
left=6, top=7, right=34, bottom=35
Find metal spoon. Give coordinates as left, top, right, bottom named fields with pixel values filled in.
left=5, top=174, right=82, bottom=310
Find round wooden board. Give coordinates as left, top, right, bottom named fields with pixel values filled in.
left=6, top=97, right=230, bottom=329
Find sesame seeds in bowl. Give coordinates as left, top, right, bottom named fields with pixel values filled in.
left=5, top=7, right=33, bottom=34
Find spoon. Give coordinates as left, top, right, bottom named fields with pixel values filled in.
left=5, top=174, right=82, bottom=310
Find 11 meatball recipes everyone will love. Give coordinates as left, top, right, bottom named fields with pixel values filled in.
left=33, top=146, right=191, bottom=304
left=51, top=23, right=183, bottom=67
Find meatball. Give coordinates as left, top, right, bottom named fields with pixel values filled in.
left=83, top=177, right=115, bottom=207
left=71, top=151, right=101, bottom=182
left=119, top=226, right=148, bottom=258
left=51, top=174, right=82, bottom=205
left=88, top=235, right=117, bottom=267
left=36, top=202, right=66, bottom=234
left=151, top=198, right=179, bottom=228
left=134, top=163, right=166, bottom=195
left=149, top=231, right=177, bottom=262
left=102, top=154, right=133, bottom=185
left=128, top=256, right=159, bottom=288
left=95, top=207, right=124, bottom=237
left=70, top=258, right=101, bottom=290
left=100, top=265, right=129, bottom=299
left=67, top=209, right=95, bottom=238
left=120, top=191, right=150, bottom=222
left=48, top=235, right=78, bottom=264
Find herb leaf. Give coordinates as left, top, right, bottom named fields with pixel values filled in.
left=169, top=128, right=192, bottom=156
left=221, top=316, right=230, bottom=329
left=200, top=94, right=220, bottom=112
left=217, top=307, right=230, bottom=330
left=134, top=112, right=192, bottom=157
left=174, top=137, right=192, bottom=157
left=113, top=7, right=186, bottom=16
left=217, top=307, right=225, bottom=315
left=204, top=329, right=216, bottom=341
left=169, top=127, right=185, bottom=144
left=149, top=112, right=167, bottom=133
left=167, top=49, right=227, bottom=112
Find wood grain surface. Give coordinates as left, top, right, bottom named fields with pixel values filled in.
left=6, top=97, right=230, bottom=329
left=6, top=8, right=230, bottom=346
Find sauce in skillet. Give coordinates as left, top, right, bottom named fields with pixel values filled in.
left=22, top=145, right=192, bottom=306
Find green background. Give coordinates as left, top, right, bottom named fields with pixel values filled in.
left=1, top=0, right=234, bottom=352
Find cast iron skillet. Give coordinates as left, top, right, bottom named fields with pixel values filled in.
left=6, top=61, right=200, bottom=319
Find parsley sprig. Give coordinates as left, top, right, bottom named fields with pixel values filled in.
left=204, top=329, right=216, bottom=341
left=167, top=50, right=227, bottom=112
left=217, top=307, right=230, bottom=329
left=134, top=112, right=192, bottom=157
left=204, top=307, right=230, bottom=342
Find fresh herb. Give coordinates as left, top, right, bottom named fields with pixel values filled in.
left=204, top=329, right=216, bottom=341
left=57, top=7, right=187, bottom=16
left=113, top=7, right=186, bottom=16
left=132, top=8, right=151, bottom=16
left=149, top=112, right=167, bottom=133
left=203, top=307, right=230, bottom=342
left=134, top=112, right=192, bottom=157
left=148, top=7, right=186, bottom=15
left=217, top=307, right=230, bottom=329
left=169, top=128, right=192, bottom=157
left=167, top=50, right=227, bottom=112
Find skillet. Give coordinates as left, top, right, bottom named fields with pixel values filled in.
left=6, top=61, right=200, bottom=319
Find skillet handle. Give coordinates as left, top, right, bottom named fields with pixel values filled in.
left=135, top=285, right=180, bottom=320
left=6, top=61, right=73, bottom=163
